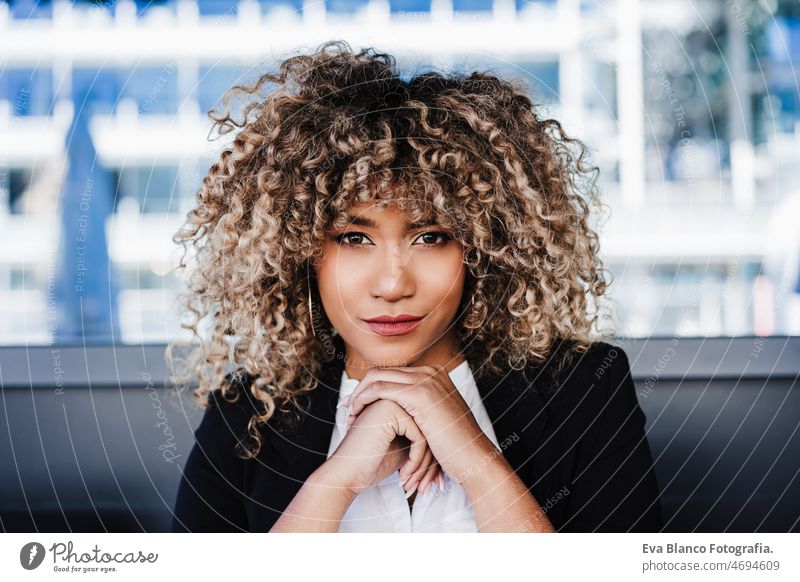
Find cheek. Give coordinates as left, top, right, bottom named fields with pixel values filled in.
left=316, top=244, right=365, bottom=311
left=423, top=250, right=466, bottom=306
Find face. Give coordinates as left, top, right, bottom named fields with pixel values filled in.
left=315, top=201, right=467, bottom=380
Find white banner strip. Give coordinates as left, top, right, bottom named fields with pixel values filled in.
left=1, top=533, right=798, bottom=581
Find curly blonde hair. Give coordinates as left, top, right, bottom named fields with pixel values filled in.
left=166, top=40, right=615, bottom=460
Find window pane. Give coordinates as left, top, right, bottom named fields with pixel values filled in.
left=1, top=1, right=799, bottom=345
left=3, top=69, right=54, bottom=117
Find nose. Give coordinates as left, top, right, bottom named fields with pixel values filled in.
left=368, top=241, right=416, bottom=302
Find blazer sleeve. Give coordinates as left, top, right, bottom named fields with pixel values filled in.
left=560, top=345, right=664, bottom=532
left=171, top=393, right=249, bottom=532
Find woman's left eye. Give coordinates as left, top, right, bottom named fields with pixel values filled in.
left=414, top=232, right=450, bottom=246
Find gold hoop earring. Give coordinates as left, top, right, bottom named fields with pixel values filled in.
left=308, top=284, right=316, bottom=338
left=462, top=291, right=475, bottom=313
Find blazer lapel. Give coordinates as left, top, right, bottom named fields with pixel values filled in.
left=475, top=364, right=549, bottom=478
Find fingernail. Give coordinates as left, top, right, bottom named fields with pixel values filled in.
left=405, top=482, right=418, bottom=498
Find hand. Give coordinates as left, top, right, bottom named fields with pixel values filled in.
left=343, top=364, right=496, bottom=486
left=326, top=399, right=445, bottom=497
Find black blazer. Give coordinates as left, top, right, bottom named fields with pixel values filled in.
left=171, top=334, right=664, bottom=532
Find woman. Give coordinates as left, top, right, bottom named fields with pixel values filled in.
left=168, top=40, right=663, bottom=533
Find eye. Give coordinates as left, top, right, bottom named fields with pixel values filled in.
left=333, top=232, right=373, bottom=247
left=413, top=231, right=451, bottom=246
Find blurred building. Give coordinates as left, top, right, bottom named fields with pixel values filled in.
left=0, top=0, right=798, bottom=344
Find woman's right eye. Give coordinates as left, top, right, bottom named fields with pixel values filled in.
left=333, top=232, right=372, bottom=247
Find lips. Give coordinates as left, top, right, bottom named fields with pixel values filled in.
left=363, top=314, right=425, bottom=336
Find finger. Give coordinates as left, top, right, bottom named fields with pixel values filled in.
left=343, top=369, right=429, bottom=409
left=429, top=461, right=445, bottom=492
left=345, top=400, right=383, bottom=429
left=405, top=448, right=433, bottom=492
left=418, top=460, right=440, bottom=495
left=404, top=445, right=431, bottom=490
left=348, top=380, right=415, bottom=419
left=395, top=413, right=428, bottom=482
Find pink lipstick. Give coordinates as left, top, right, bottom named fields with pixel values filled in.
left=363, top=314, right=425, bottom=336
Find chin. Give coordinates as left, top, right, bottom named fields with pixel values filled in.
left=365, top=353, right=413, bottom=368
left=354, top=343, right=421, bottom=369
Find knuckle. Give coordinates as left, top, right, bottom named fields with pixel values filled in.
left=392, top=401, right=410, bottom=417
left=373, top=399, right=393, bottom=411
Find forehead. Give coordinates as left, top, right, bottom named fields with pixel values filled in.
left=344, top=201, right=408, bottom=219
left=331, top=197, right=440, bottom=228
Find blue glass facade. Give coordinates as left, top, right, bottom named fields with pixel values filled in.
left=1, top=0, right=799, bottom=343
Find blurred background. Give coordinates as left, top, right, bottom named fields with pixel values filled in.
left=0, top=0, right=798, bottom=533
left=0, top=0, right=799, bottom=344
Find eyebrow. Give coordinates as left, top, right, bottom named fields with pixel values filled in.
left=342, top=215, right=439, bottom=231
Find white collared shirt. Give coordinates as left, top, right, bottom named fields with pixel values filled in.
left=325, top=360, right=503, bottom=532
